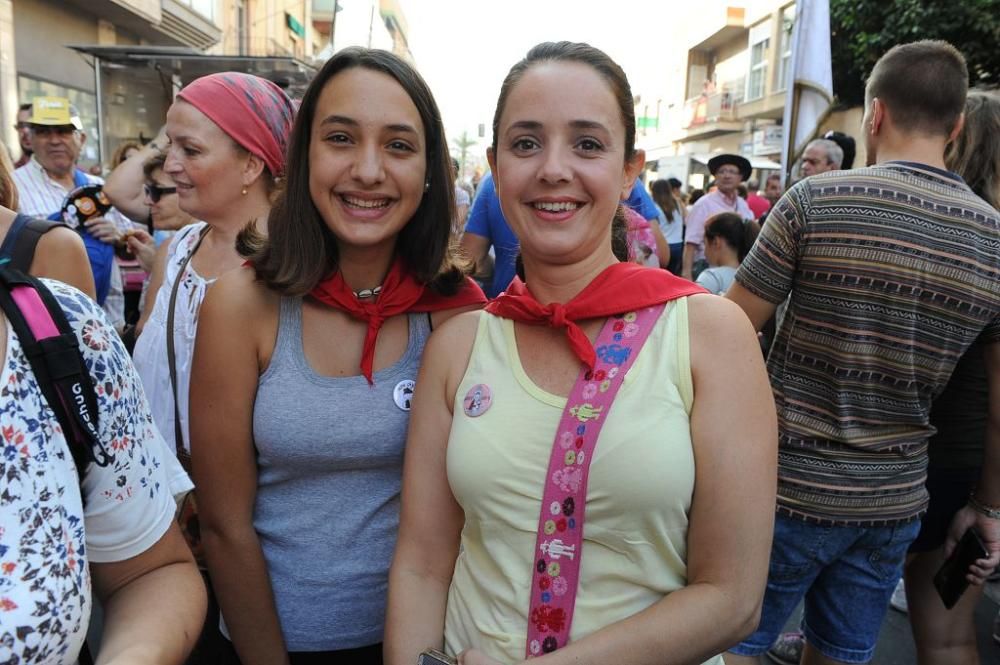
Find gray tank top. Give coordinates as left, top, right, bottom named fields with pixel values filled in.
left=252, top=296, right=431, bottom=651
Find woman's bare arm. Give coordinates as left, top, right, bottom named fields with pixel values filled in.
left=92, top=523, right=206, bottom=665
left=104, top=129, right=164, bottom=221
left=384, top=311, right=480, bottom=665
left=190, top=267, right=289, bottom=665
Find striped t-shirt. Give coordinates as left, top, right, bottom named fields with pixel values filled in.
left=736, top=162, right=1000, bottom=526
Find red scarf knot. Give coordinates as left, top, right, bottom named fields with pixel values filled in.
left=485, top=262, right=708, bottom=367
left=547, top=303, right=569, bottom=330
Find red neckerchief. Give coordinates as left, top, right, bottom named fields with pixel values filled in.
left=485, top=262, right=706, bottom=368
left=310, top=258, right=486, bottom=384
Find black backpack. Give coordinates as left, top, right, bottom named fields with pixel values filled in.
left=0, top=264, right=112, bottom=482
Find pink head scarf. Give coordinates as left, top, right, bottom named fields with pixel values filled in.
left=176, top=72, right=295, bottom=177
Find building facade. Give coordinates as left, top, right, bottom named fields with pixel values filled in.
left=1, top=0, right=338, bottom=168
left=311, top=0, right=412, bottom=63
left=634, top=0, right=862, bottom=190
left=2, top=0, right=226, bottom=166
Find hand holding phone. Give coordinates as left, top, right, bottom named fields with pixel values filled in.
left=417, top=649, right=457, bottom=665
left=934, top=527, right=990, bottom=609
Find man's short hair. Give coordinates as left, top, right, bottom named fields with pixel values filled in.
left=866, top=40, right=967, bottom=137
left=807, top=138, right=843, bottom=169
left=18, top=103, right=31, bottom=113
left=766, top=173, right=781, bottom=184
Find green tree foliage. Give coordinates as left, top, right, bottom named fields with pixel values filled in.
left=830, top=0, right=1000, bottom=106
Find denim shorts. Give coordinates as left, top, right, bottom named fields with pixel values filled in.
left=729, top=512, right=921, bottom=663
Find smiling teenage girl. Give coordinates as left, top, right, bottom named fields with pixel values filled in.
left=386, top=42, right=777, bottom=665
left=189, top=48, right=485, bottom=665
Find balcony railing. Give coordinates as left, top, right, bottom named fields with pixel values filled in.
left=684, top=91, right=738, bottom=128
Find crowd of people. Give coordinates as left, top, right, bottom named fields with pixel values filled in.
left=0, top=35, right=999, bottom=665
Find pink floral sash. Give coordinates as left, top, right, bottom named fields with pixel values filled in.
left=526, top=304, right=666, bottom=657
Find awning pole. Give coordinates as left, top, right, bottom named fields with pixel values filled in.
left=94, top=56, right=106, bottom=168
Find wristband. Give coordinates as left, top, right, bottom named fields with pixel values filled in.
left=968, top=491, right=1000, bottom=520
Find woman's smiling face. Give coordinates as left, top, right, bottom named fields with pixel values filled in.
left=489, top=60, right=641, bottom=267
left=308, top=67, right=427, bottom=254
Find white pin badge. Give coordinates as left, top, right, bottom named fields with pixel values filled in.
left=463, top=383, right=493, bottom=417
left=393, top=379, right=416, bottom=411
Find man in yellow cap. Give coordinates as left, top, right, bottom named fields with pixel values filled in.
left=12, top=97, right=91, bottom=216
left=12, top=97, right=133, bottom=326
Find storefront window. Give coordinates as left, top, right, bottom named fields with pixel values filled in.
left=18, top=75, right=101, bottom=168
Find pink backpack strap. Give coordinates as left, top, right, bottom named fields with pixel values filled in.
left=525, top=303, right=666, bottom=657
left=10, top=285, right=60, bottom=339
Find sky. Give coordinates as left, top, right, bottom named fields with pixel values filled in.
left=405, top=0, right=705, bottom=166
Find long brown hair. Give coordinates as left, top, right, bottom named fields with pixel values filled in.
left=239, top=47, right=466, bottom=296
left=651, top=179, right=681, bottom=219
left=946, top=90, right=1000, bottom=209
left=0, top=141, right=17, bottom=210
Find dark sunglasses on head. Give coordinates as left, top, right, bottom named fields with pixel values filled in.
left=144, top=183, right=177, bottom=203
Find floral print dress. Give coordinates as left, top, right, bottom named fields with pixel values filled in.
left=0, top=280, right=175, bottom=664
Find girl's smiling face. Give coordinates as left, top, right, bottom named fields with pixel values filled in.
left=308, top=67, right=427, bottom=254
left=489, top=60, right=641, bottom=267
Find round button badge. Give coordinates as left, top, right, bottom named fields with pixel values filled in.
left=393, top=379, right=416, bottom=411
left=463, top=383, right=493, bottom=417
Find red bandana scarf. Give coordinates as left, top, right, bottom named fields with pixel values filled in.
left=310, top=258, right=486, bottom=384
left=486, top=262, right=707, bottom=368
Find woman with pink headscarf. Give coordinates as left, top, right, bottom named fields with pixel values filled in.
left=129, top=71, right=295, bottom=661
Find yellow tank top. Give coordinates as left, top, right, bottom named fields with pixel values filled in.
left=444, top=299, right=722, bottom=664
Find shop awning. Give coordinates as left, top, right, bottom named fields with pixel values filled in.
left=68, top=44, right=317, bottom=96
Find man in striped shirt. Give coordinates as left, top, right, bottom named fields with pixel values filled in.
left=726, top=41, right=1000, bottom=665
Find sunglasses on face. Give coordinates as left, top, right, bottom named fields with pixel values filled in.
left=144, top=183, right=177, bottom=203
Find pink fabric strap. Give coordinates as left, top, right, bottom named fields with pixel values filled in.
left=10, top=285, right=59, bottom=339
left=525, top=304, right=666, bottom=658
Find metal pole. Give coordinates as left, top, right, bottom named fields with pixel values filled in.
left=329, top=1, right=338, bottom=51
left=94, top=56, right=106, bottom=169
left=368, top=3, right=374, bottom=48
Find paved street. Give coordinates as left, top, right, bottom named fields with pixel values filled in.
left=744, top=582, right=1000, bottom=664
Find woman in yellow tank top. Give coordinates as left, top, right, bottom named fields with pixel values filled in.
left=386, top=42, right=777, bottom=665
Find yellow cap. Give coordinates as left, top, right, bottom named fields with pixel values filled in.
left=29, top=96, right=82, bottom=130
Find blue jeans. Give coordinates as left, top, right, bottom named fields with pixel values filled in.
left=730, top=512, right=921, bottom=663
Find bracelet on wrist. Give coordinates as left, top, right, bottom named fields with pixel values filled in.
left=968, top=491, right=1000, bottom=520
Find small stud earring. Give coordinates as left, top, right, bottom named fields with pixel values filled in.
left=424, top=180, right=430, bottom=192
left=241, top=186, right=248, bottom=196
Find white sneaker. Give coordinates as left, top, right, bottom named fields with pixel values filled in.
left=890, top=578, right=908, bottom=613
